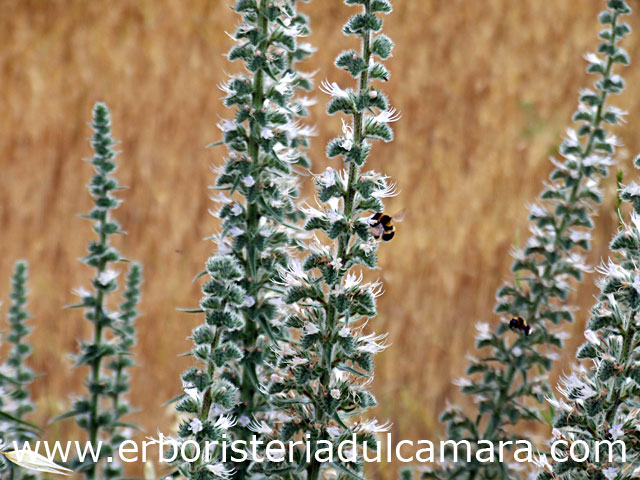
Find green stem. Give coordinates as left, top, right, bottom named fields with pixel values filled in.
left=239, top=0, right=269, bottom=417
left=87, top=212, right=108, bottom=480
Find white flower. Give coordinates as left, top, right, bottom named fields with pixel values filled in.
left=205, top=463, right=234, bottom=479
left=72, top=286, right=91, bottom=298
left=609, top=423, right=624, bottom=440
left=358, top=419, right=392, bottom=433
left=260, top=127, right=274, bottom=139
left=183, top=381, right=200, bottom=401
left=569, top=230, right=591, bottom=243
left=602, top=467, right=618, bottom=480
left=214, top=415, right=237, bottom=430
left=341, top=119, right=354, bottom=151
left=330, top=388, right=341, bottom=400
left=238, top=415, right=251, bottom=427
left=248, top=419, right=273, bottom=435
left=97, top=269, right=119, bottom=285
left=607, top=106, right=628, bottom=123
left=584, top=52, right=602, bottom=65
left=318, top=167, right=337, bottom=188
left=228, top=226, right=244, bottom=238
left=633, top=275, right=640, bottom=295
left=339, top=327, right=351, bottom=337
left=242, top=175, right=256, bottom=187
left=217, top=119, right=235, bottom=132
left=242, top=296, right=256, bottom=308
left=623, top=182, right=640, bottom=197
left=304, top=322, right=320, bottom=335
left=371, top=107, right=402, bottom=123
left=327, top=426, right=341, bottom=438
left=231, top=202, right=243, bottom=216
left=475, top=322, right=491, bottom=341
left=320, top=80, right=349, bottom=99
left=453, top=377, right=472, bottom=388
left=585, top=329, right=600, bottom=345
left=274, top=72, right=297, bottom=96
left=512, top=347, right=522, bottom=357
left=551, top=428, right=562, bottom=438
left=357, top=332, right=389, bottom=354
left=189, top=418, right=203, bottom=434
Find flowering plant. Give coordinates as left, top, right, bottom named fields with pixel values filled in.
left=419, top=1, right=632, bottom=479
left=57, top=103, right=143, bottom=480
left=171, top=1, right=315, bottom=479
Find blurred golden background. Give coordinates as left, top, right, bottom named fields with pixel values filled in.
left=2, top=0, right=640, bottom=477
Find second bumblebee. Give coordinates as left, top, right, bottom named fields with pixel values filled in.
left=509, top=316, right=531, bottom=336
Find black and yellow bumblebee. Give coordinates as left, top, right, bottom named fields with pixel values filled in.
left=509, top=316, right=531, bottom=336
left=369, top=209, right=406, bottom=241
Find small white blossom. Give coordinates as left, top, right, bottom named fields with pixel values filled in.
left=475, top=322, right=491, bottom=341
left=341, top=119, right=354, bottom=151
left=602, top=467, right=618, bottom=480
left=217, top=119, right=235, bottom=133
left=228, top=226, right=244, bottom=238
left=72, top=286, right=91, bottom=298
left=357, top=419, right=391, bottom=433
left=320, top=80, right=349, bottom=99
left=214, top=415, right=237, bottom=430
left=371, top=107, right=402, bottom=124
left=231, top=202, right=243, bottom=216
left=453, top=377, right=472, bottom=388
left=260, top=127, right=274, bottom=139
left=97, top=269, right=119, bottom=285
left=585, top=329, right=600, bottom=345
left=205, top=463, right=234, bottom=479
left=242, top=175, right=256, bottom=187
left=248, top=419, right=273, bottom=435
left=330, top=389, right=341, bottom=400
left=189, top=418, right=203, bottom=434
left=609, top=423, right=624, bottom=440
left=242, top=296, right=256, bottom=308
left=304, top=322, right=320, bottom=336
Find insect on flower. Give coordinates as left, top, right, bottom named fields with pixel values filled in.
left=369, top=209, right=406, bottom=241
left=509, top=316, right=531, bottom=336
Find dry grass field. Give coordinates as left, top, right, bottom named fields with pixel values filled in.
left=2, top=0, right=640, bottom=477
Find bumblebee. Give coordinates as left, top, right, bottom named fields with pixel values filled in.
left=369, top=209, right=406, bottom=241
left=509, top=316, right=531, bottom=336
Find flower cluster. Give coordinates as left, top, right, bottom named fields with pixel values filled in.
left=418, top=1, right=632, bottom=479
left=536, top=152, right=640, bottom=479
left=242, top=1, right=400, bottom=479
left=59, top=103, right=143, bottom=480
left=0, top=261, right=38, bottom=480
left=172, top=1, right=315, bottom=479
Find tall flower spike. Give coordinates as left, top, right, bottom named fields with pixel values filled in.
left=417, top=1, right=633, bottom=479
left=537, top=152, right=640, bottom=479
left=103, top=263, right=142, bottom=480
left=0, top=261, right=39, bottom=480
left=254, top=1, right=398, bottom=479
left=173, top=1, right=314, bottom=479
left=57, top=103, right=143, bottom=480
